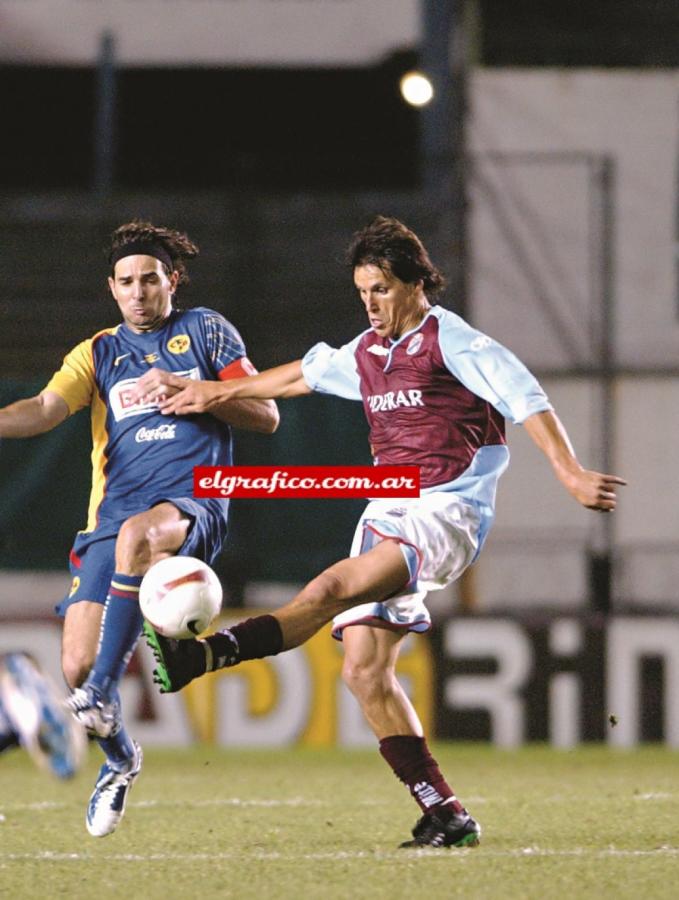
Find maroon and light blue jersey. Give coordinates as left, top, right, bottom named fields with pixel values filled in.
left=44, top=307, right=256, bottom=533
left=301, top=305, right=552, bottom=541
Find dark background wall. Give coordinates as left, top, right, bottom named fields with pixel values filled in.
left=478, top=0, right=679, bottom=67
left=2, top=2, right=678, bottom=194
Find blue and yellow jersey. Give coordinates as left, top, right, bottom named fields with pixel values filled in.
left=44, top=307, right=256, bottom=533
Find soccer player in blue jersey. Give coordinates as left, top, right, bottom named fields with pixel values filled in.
left=0, top=220, right=279, bottom=836
left=140, top=216, right=625, bottom=849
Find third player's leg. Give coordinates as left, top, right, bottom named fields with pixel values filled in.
left=273, top=539, right=410, bottom=650
left=341, top=624, right=423, bottom=739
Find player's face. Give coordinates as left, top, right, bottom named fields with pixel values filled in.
left=108, top=255, right=178, bottom=333
left=354, top=264, right=426, bottom=339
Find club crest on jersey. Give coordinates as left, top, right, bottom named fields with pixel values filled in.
left=167, top=334, right=191, bottom=355
left=406, top=333, right=424, bottom=356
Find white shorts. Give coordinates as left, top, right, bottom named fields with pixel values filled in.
left=331, top=492, right=481, bottom=640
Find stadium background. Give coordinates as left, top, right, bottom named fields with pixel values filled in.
left=0, top=0, right=678, bottom=749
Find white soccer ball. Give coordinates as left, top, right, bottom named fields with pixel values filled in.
left=139, top=556, right=223, bottom=639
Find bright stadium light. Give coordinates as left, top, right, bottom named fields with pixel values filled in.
left=399, top=70, right=434, bottom=107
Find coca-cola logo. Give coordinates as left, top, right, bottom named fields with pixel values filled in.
left=135, top=424, right=177, bottom=443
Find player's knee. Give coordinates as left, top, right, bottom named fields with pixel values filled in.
left=116, top=514, right=163, bottom=570
left=117, top=515, right=147, bottom=555
left=341, top=657, right=362, bottom=693
left=308, top=569, right=347, bottom=604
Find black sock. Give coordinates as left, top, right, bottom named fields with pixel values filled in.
left=206, top=615, right=283, bottom=670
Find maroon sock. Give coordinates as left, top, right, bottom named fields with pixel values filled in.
left=379, top=735, right=464, bottom=819
left=206, top=615, right=283, bottom=668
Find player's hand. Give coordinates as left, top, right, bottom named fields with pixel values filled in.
left=563, top=468, right=627, bottom=511
left=130, top=368, right=188, bottom=404
left=158, top=380, right=231, bottom=415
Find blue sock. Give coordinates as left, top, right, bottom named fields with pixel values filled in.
left=87, top=573, right=143, bottom=768
left=88, top=573, right=144, bottom=697
left=96, top=688, right=136, bottom=769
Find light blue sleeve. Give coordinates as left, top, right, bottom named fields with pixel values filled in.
left=437, top=310, right=552, bottom=424
left=301, top=333, right=365, bottom=400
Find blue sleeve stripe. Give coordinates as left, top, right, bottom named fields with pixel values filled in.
left=203, top=312, right=246, bottom=372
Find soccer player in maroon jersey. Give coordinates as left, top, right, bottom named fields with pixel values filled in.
left=0, top=221, right=278, bottom=836
left=140, top=216, right=625, bottom=848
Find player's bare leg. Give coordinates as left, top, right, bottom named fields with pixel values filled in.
left=341, top=625, right=422, bottom=738
left=274, top=540, right=410, bottom=648
left=67, top=502, right=190, bottom=837
left=145, top=539, right=410, bottom=691
left=70, top=500, right=190, bottom=704
left=69, top=502, right=191, bottom=719
left=61, top=600, right=104, bottom=688
left=342, top=624, right=481, bottom=849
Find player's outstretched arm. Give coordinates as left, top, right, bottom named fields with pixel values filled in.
left=155, top=360, right=311, bottom=416
left=207, top=396, right=280, bottom=433
left=128, top=367, right=281, bottom=432
left=0, top=390, right=69, bottom=438
left=523, top=409, right=626, bottom=511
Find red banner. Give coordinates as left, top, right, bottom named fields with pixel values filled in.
left=194, top=465, right=420, bottom=499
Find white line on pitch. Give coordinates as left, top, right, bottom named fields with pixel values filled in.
left=1, top=847, right=678, bottom=863
left=0, top=796, right=491, bottom=813
left=135, top=797, right=323, bottom=808
left=0, top=797, right=321, bottom=813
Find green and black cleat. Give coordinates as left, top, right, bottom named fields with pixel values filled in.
left=142, top=622, right=207, bottom=693
left=399, top=810, right=481, bottom=849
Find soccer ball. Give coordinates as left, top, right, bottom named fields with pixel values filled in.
left=139, top=556, right=223, bottom=639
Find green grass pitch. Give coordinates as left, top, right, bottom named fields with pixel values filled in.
left=1, top=744, right=678, bottom=899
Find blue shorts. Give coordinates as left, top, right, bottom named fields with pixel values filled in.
left=56, top=496, right=229, bottom=617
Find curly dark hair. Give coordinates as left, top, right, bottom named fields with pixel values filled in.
left=107, top=220, right=200, bottom=287
left=346, top=216, right=446, bottom=295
